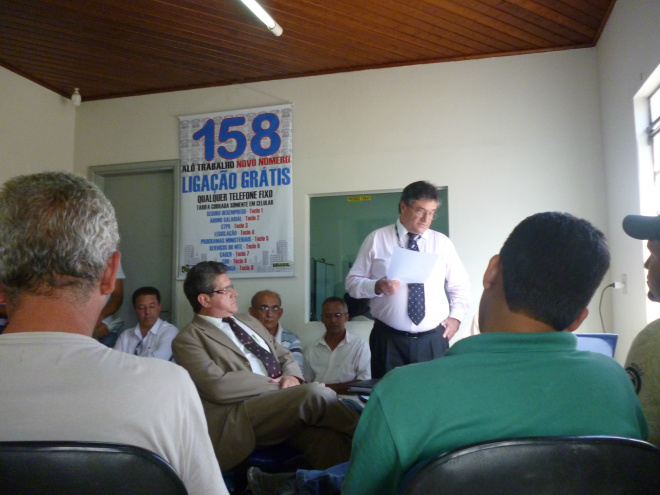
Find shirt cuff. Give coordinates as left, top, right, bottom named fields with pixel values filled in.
left=366, top=279, right=382, bottom=297
left=448, top=310, right=465, bottom=323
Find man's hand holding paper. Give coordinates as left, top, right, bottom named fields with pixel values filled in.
left=374, top=277, right=400, bottom=296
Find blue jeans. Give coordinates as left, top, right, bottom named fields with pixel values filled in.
left=295, top=462, right=348, bottom=495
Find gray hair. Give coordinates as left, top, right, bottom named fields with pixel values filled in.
left=399, top=181, right=440, bottom=213
left=322, top=296, right=349, bottom=314
left=0, top=172, right=119, bottom=303
left=183, top=261, right=228, bottom=313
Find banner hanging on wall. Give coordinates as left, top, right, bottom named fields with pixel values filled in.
left=178, top=104, right=294, bottom=279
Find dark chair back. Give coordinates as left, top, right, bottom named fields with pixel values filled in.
left=399, top=436, right=660, bottom=495
left=0, top=441, right=188, bottom=495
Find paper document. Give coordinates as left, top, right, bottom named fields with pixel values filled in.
left=388, top=246, right=439, bottom=283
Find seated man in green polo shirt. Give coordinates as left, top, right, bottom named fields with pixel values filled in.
left=248, top=211, right=647, bottom=495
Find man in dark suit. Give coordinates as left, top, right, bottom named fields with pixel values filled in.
left=172, top=261, right=359, bottom=471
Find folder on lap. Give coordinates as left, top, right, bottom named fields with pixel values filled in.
left=347, top=378, right=381, bottom=394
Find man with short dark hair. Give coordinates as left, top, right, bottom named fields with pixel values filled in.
left=346, top=180, right=470, bottom=378
left=0, top=172, right=228, bottom=495
left=248, top=212, right=646, bottom=495
left=303, top=297, right=370, bottom=394
left=622, top=213, right=660, bottom=446
left=172, top=261, right=359, bottom=472
left=249, top=289, right=303, bottom=368
left=114, top=286, right=179, bottom=360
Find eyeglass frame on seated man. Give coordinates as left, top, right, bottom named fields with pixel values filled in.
left=256, top=304, right=281, bottom=313
left=209, top=284, right=235, bottom=296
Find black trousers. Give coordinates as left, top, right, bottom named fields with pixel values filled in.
left=369, top=319, right=449, bottom=378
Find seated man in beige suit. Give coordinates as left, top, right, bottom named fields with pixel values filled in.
left=172, top=261, right=359, bottom=472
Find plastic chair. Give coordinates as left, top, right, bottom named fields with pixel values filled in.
left=0, top=441, right=187, bottom=495
left=399, top=436, right=660, bottom=495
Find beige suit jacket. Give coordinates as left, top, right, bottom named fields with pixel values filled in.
left=172, top=313, right=303, bottom=469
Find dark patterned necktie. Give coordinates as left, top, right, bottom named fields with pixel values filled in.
left=223, top=317, right=282, bottom=378
left=407, top=233, right=426, bottom=325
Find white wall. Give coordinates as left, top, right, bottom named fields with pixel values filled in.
left=5, top=3, right=658, bottom=360
left=597, top=0, right=660, bottom=360
left=0, top=67, right=76, bottom=176
left=73, top=48, right=612, bottom=348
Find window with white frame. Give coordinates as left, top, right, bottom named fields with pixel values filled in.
left=645, top=84, right=660, bottom=323
left=650, top=86, right=660, bottom=213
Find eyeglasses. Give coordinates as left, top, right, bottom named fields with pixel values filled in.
left=257, top=305, right=281, bottom=313
left=210, top=284, right=235, bottom=296
left=409, top=206, right=437, bottom=220
left=322, top=312, right=347, bottom=320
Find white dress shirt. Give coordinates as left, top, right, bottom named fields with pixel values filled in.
left=199, top=315, right=271, bottom=376
left=303, top=331, right=371, bottom=384
left=114, top=318, right=179, bottom=360
left=346, top=218, right=470, bottom=332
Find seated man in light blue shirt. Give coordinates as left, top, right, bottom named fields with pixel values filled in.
left=114, top=286, right=179, bottom=360
left=249, top=290, right=303, bottom=368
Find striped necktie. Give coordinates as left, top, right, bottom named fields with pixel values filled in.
left=223, top=317, right=282, bottom=378
left=407, top=233, right=426, bottom=325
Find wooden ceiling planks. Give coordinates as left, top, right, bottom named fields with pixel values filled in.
left=0, top=0, right=617, bottom=100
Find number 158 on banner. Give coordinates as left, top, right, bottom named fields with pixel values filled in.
left=193, top=114, right=281, bottom=161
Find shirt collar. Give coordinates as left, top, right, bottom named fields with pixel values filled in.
left=320, top=330, right=352, bottom=347
left=447, top=331, right=578, bottom=357
left=199, top=314, right=229, bottom=327
left=133, top=318, right=163, bottom=339
left=396, top=217, right=428, bottom=243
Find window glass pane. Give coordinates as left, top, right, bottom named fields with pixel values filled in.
left=652, top=86, right=660, bottom=214
left=651, top=87, right=660, bottom=122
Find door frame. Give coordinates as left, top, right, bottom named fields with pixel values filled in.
left=88, top=159, right=180, bottom=327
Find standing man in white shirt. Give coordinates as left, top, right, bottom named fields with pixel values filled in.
left=346, top=181, right=470, bottom=378
left=114, top=286, right=179, bottom=360
left=303, top=297, right=371, bottom=394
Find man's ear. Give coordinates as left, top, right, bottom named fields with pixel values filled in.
left=565, top=308, right=589, bottom=333
left=482, top=254, right=501, bottom=290
left=100, top=251, right=121, bottom=296
left=197, top=293, right=211, bottom=310
left=248, top=306, right=257, bottom=318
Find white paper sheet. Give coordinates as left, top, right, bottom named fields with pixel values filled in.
left=388, top=246, right=439, bottom=283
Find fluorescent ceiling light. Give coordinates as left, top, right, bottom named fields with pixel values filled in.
left=238, top=0, right=283, bottom=36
